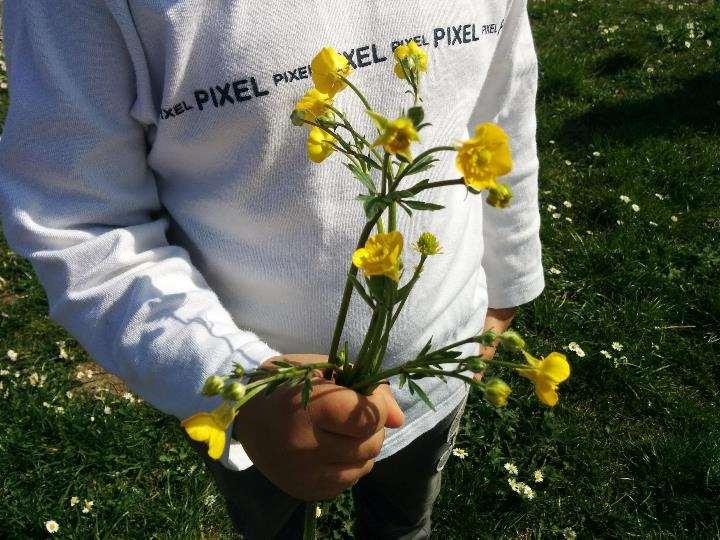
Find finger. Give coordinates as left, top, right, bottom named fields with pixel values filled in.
left=313, top=426, right=385, bottom=464
left=374, top=384, right=405, bottom=428
left=308, top=383, right=387, bottom=439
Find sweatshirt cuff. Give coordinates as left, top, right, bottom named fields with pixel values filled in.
left=486, top=269, right=545, bottom=309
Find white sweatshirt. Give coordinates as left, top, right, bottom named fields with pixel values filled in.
left=0, top=0, right=544, bottom=470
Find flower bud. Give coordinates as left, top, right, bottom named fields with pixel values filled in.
left=201, top=375, right=225, bottom=397
left=486, top=183, right=513, bottom=208
left=466, top=356, right=487, bottom=373
left=222, top=382, right=247, bottom=402
left=475, top=330, right=497, bottom=346
left=499, top=330, right=526, bottom=352
left=483, top=378, right=512, bottom=407
left=232, top=364, right=245, bottom=378
left=413, top=232, right=443, bottom=256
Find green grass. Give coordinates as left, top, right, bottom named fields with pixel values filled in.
left=2, top=0, right=720, bottom=538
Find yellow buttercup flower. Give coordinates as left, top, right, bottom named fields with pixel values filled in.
left=294, top=88, right=333, bottom=122
left=310, top=47, right=353, bottom=97
left=181, top=401, right=236, bottom=460
left=456, top=123, right=513, bottom=191
left=393, top=41, right=428, bottom=80
left=367, top=111, right=420, bottom=162
left=516, top=351, right=570, bottom=407
left=352, top=230, right=404, bottom=282
left=307, top=126, right=336, bottom=163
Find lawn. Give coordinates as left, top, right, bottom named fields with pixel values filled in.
left=1, top=0, right=719, bottom=538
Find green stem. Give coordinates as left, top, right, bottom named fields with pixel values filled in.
left=302, top=119, right=381, bottom=169
left=371, top=292, right=396, bottom=374
left=329, top=105, right=384, bottom=163
left=416, top=178, right=466, bottom=191
left=303, top=503, right=317, bottom=540
left=352, top=366, right=479, bottom=394
left=389, top=255, right=426, bottom=329
left=339, top=75, right=372, bottom=111
left=391, top=146, right=458, bottom=190
left=381, top=152, right=390, bottom=196
left=326, top=211, right=384, bottom=378
left=355, top=308, right=382, bottom=368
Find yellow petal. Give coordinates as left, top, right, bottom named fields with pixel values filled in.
left=207, top=429, right=227, bottom=460
left=535, top=381, right=559, bottom=407
left=183, top=418, right=212, bottom=443
left=541, top=352, right=571, bottom=383
left=352, top=247, right=370, bottom=268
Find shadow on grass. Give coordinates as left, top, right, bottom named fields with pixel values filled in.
left=557, top=71, right=720, bottom=147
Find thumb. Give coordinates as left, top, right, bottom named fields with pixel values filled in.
left=376, top=384, right=404, bottom=428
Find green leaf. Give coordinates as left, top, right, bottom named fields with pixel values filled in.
left=404, top=156, right=438, bottom=176
left=397, top=200, right=413, bottom=216
left=407, top=379, right=436, bottom=411
left=402, top=199, right=445, bottom=211
left=356, top=194, right=389, bottom=219
left=271, top=360, right=293, bottom=368
left=418, top=336, right=434, bottom=358
left=263, top=378, right=285, bottom=396
left=349, top=272, right=376, bottom=307
left=407, top=106, right=425, bottom=128
left=398, top=372, right=408, bottom=389
left=392, top=179, right=430, bottom=199
left=301, top=378, right=312, bottom=408
left=345, top=162, right=376, bottom=194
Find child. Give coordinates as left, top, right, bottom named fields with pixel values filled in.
left=0, top=0, right=543, bottom=537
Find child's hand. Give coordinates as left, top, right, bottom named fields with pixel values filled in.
left=232, top=354, right=404, bottom=501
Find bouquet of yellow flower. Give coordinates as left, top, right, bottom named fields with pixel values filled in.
left=182, top=43, right=570, bottom=539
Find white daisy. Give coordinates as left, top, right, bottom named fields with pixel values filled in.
left=452, top=447, right=468, bottom=459
left=619, top=195, right=630, bottom=203
left=631, top=204, right=640, bottom=212
left=70, top=496, right=79, bottom=507
left=45, top=520, right=60, bottom=534
left=504, top=462, right=518, bottom=475
left=6, top=350, right=18, bottom=361
left=82, top=500, right=94, bottom=514
left=533, top=470, right=544, bottom=483
left=600, top=350, right=612, bottom=359
left=568, top=342, right=586, bottom=357
left=612, top=342, right=623, bottom=351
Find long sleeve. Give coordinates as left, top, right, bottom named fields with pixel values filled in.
left=0, top=1, right=279, bottom=465
left=474, top=0, right=545, bottom=308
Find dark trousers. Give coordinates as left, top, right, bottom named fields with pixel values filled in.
left=192, top=397, right=467, bottom=539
